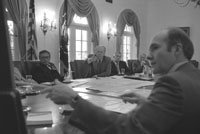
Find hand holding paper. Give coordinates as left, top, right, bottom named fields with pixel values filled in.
left=120, top=90, right=147, bottom=105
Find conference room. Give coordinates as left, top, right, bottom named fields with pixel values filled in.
left=1, top=0, right=200, bottom=134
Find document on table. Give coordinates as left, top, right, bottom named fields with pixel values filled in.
left=85, top=90, right=151, bottom=114
left=26, top=111, right=53, bottom=126
left=104, top=100, right=137, bottom=113
left=85, top=77, right=155, bottom=93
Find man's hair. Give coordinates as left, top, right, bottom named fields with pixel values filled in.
left=39, top=50, right=51, bottom=57
left=95, top=46, right=106, bottom=53
left=166, top=27, right=194, bottom=60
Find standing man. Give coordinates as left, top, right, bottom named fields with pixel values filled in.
left=43, top=27, right=200, bottom=134
left=92, top=46, right=111, bottom=77
left=111, top=52, right=129, bottom=75
left=32, top=50, right=64, bottom=83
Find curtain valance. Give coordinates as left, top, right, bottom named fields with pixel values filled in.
left=116, top=9, right=140, bottom=58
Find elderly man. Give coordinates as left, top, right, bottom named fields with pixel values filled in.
left=43, top=27, right=200, bottom=134
left=32, top=50, right=63, bottom=84
left=111, top=52, right=129, bottom=75
left=92, top=46, right=111, bottom=77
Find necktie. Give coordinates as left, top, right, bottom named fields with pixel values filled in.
left=115, top=62, right=120, bottom=74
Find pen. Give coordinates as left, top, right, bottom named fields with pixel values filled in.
left=71, top=82, right=89, bottom=88
left=85, top=88, right=102, bottom=93
left=77, top=91, right=122, bottom=99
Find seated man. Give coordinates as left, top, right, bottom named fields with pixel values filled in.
left=43, top=27, right=200, bottom=134
left=92, top=46, right=111, bottom=77
left=131, top=53, right=151, bottom=74
left=81, top=54, right=97, bottom=78
left=111, top=52, right=129, bottom=75
left=32, top=50, right=64, bottom=84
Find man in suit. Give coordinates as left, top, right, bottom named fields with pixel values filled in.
left=43, top=27, right=200, bottom=134
left=131, top=53, right=150, bottom=74
left=32, top=50, right=64, bottom=84
left=111, top=52, right=129, bottom=75
left=92, top=46, right=111, bottom=77
left=80, top=54, right=97, bottom=78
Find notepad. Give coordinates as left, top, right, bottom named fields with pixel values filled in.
left=26, top=111, right=53, bottom=126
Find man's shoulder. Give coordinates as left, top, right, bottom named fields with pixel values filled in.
left=103, top=56, right=111, bottom=61
left=119, top=60, right=126, bottom=64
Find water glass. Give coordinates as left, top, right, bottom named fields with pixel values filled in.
left=121, top=68, right=125, bottom=75
left=25, top=75, right=33, bottom=91
left=26, top=75, right=32, bottom=82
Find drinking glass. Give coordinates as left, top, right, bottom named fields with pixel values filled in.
left=25, top=75, right=33, bottom=92
left=121, top=68, right=125, bottom=75
left=26, top=75, right=32, bottom=82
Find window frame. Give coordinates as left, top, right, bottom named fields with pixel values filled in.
left=68, top=15, right=92, bottom=61
left=121, top=25, right=137, bottom=61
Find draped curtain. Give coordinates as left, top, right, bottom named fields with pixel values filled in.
left=59, top=0, right=99, bottom=75
left=60, top=0, right=99, bottom=50
left=116, top=9, right=140, bottom=58
left=5, top=0, right=28, bottom=59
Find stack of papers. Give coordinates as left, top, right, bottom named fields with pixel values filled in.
left=26, top=111, right=53, bottom=126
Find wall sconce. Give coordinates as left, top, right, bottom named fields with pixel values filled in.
left=107, top=22, right=116, bottom=41
left=40, top=12, right=56, bottom=35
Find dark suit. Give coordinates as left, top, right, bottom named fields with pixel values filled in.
left=111, top=60, right=129, bottom=75
left=80, top=60, right=94, bottom=78
left=92, top=56, right=111, bottom=77
left=69, top=62, right=200, bottom=134
left=32, top=62, right=63, bottom=83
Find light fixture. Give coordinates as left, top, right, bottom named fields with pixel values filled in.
left=107, top=22, right=116, bottom=41
left=40, top=12, right=56, bottom=35
left=174, top=0, right=200, bottom=7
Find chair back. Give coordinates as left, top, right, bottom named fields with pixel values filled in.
left=13, top=60, right=40, bottom=77
left=127, top=59, right=143, bottom=74
left=70, top=60, right=92, bottom=79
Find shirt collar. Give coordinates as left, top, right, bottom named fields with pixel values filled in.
left=168, top=60, right=188, bottom=73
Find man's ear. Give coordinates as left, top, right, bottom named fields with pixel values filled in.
left=174, top=43, right=183, bottom=56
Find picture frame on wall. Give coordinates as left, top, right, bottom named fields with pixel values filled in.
left=179, top=27, right=190, bottom=37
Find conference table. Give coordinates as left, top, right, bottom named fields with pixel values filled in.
left=21, top=75, right=155, bottom=134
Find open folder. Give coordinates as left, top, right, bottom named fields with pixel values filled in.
left=26, top=111, right=53, bottom=126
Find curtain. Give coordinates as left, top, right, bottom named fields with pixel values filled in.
left=5, top=0, right=28, bottom=59
left=116, top=9, right=140, bottom=58
left=59, top=0, right=75, bottom=75
left=61, top=0, right=99, bottom=48
left=59, top=0, right=100, bottom=75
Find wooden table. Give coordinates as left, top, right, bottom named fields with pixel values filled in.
left=22, top=76, right=154, bottom=134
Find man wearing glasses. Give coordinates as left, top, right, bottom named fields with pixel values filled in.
left=32, top=50, right=63, bottom=84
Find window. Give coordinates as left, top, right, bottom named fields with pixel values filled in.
left=122, top=36, right=131, bottom=61
left=69, top=14, right=91, bottom=61
left=67, top=28, right=70, bottom=61
left=121, top=25, right=137, bottom=61
left=73, top=14, right=88, bottom=25
left=7, top=20, right=15, bottom=60
left=75, top=29, right=88, bottom=60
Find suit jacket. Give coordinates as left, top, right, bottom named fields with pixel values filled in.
left=132, top=60, right=143, bottom=73
left=32, top=62, right=63, bottom=83
left=69, top=62, right=200, bottom=134
left=111, top=60, right=129, bottom=76
left=80, top=60, right=94, bottom=78
left=92, top=56, right=111, bottom=77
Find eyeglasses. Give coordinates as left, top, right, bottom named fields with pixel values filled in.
left=39, top=56, right=50, bottom=59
